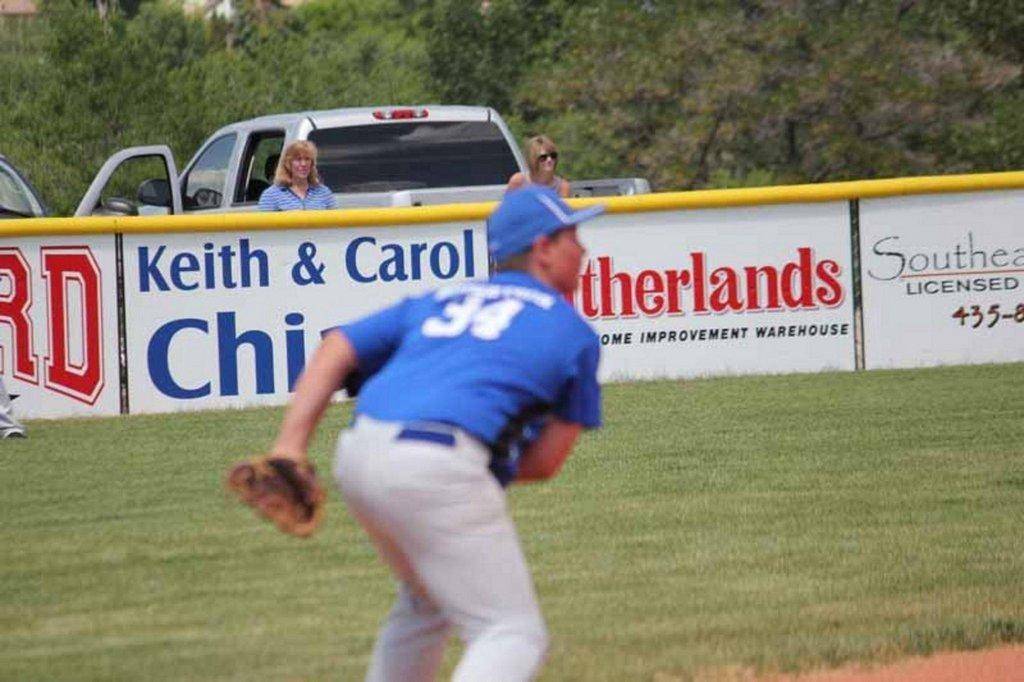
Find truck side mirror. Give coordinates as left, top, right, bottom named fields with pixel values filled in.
left=99, top=197, right=139, bottom=216
left=138, top=178, right=172, bottom=207
left=192, top=188, right=223, bottom=208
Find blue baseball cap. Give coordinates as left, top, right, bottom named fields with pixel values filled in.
left=487, top=186, right=605, bottom=263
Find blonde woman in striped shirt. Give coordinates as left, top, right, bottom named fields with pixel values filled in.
left=258, top=140, right=338, bottom=211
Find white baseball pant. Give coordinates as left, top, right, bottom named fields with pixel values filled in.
left=334, top=416, right=548, bottom=682
left=0, top=378, right=25, bottom=437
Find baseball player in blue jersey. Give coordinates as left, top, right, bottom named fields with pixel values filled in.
left=268, top=185, right=605, bottom=681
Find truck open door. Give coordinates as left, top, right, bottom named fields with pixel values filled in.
left=75, top=146, right=182, bottom=217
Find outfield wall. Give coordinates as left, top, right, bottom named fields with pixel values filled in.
left=2, top=171, right=1022, bottom=418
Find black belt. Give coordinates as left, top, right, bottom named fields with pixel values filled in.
left=396, top=424, right=457, bottom=447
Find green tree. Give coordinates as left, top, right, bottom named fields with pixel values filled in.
left=424, top=0, right=568, bottom=116
left=4, top=0, right=1023, bottom=214
left=516, top=1, right=1018, bottom=190
left=1, top=0, right=432, bottom=215
left=927, top=0, right=1024, bottom=172
left=0, top=0, right=214, bottom=213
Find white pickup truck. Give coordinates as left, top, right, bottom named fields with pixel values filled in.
left=76, top=105, right=649, bottom=217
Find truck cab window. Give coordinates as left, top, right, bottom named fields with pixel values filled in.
left=235, top=130, right=285, bottom=204
left=182, top=134, right=235, bottom=210
left=309, top=121, right=520, bottom=193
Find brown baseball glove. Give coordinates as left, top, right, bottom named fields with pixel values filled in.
left=226, top=455, right=325, bottom=537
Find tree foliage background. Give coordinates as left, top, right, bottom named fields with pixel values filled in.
left=1, top=0, right=1022, bottom=215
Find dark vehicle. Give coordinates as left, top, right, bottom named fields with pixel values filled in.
left=0, top=154, right=47, bottom=218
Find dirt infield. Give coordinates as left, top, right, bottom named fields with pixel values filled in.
left=770, top=645, right=1024, bottom=681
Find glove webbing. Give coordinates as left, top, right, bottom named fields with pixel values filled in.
left=264, top=458, right=318, bottom=521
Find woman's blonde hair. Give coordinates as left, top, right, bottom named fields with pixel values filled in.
left=274, top=140, right=323, bottom=187
left=525, top=135, right=558, bottom=176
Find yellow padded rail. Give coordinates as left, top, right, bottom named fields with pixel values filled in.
left=3, top=170, right=1024, bottom=237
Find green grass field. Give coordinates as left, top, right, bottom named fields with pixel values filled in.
left=2, top=363, right=1023, bottom=681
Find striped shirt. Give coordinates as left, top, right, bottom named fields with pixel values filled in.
left=258, top=184, right=338, bottom=211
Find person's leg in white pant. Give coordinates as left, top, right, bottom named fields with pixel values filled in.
left=336, top=418, right=549, bottom=682
left=403, top=490, right=548, bottom=682
left=366, top=584, right=451, bottom=682
left=0, top=378, right=25, bottom=438
left=450, top=615, right=547, bottom=682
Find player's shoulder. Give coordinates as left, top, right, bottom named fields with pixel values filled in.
left=430, top=275, right=552, bottom=307
left=515, top=281, right=600, bottom=352
left=554, top=300, right=600, bottom=349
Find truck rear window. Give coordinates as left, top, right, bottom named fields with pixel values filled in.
left=309, top=121, right=519, bottom=193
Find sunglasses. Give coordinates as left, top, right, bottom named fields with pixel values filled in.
left=537, top=152, right=559, bottom=163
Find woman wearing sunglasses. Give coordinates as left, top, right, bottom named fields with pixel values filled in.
left=506, top=135, right=571, bottom=198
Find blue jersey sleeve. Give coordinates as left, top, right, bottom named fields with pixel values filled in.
left=553, top=336, right=602, bottom=428
left=330, top=298, right=412, bottom=394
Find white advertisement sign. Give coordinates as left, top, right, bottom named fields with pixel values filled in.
left=0, top=236, right=120, bottom=418
left=577, top=203, right=856, bottom=381
left=123, top=222, right=487, bottom=413
left=860, top=191, right=1024, bottom=369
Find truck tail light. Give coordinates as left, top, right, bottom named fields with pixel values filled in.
left=372, top=108, right=429, bottom=120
